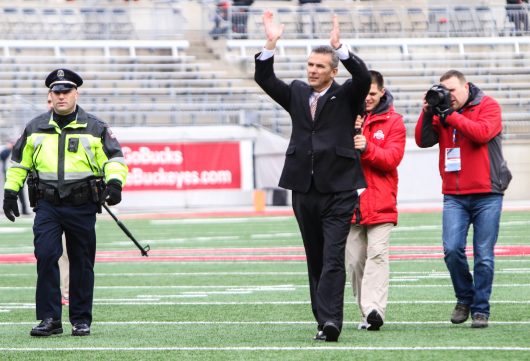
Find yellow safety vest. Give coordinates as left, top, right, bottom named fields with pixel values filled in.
left=4, top=106, right=128, bottom=198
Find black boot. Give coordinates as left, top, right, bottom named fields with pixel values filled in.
left=30, top=318, right=63, bottom=336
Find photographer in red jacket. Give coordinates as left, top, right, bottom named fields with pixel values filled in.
left=345, top=70, right=406, bottom=331
left=415, top=70, right=512, bottom=328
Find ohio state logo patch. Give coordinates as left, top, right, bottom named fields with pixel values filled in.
left=373, top=129, right=385, bottom=140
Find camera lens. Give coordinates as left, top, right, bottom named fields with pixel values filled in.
left=425, top=85, right=447, bottom=107
left=425, top=90, right=441, bottom=107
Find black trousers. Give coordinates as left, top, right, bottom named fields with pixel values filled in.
left=292, top=182, right=356, bottom=331
left=33, top=200, right=98, bottom=325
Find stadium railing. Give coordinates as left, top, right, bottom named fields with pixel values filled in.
left=0, top=4, right=185, bottom=40
left=211, top=3, right=530, bottom=40
left=222, top=36, right=530, bottom=137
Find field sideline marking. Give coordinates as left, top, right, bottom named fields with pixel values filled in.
left=3, top=300, right=530, bottom=309
left=1, top=346, right=529, bottom=352
left=1, top=260, right=528, bottom=265
left=2, top=283, right=530, bottom=290
left=2, top=321, right=530, bottom=325
left=1, top=245, right=529, bottom=263
left=1, top=270, right=530, bottom=277
left=150, top=216, right=293, bottom=224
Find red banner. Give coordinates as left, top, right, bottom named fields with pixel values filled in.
left=122, top=142, right=242, bottom=191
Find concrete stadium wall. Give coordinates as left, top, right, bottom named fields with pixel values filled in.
left=397, top=138, right=529, bottom=206
left=112, top=126, right=529, bottom=211
left=2, top=126, right=527, bottom=211
left=114, top=125, right=287, bottom=211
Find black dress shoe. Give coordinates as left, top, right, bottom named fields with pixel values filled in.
left=72, top=323, right=91, bottom=336
left=366, top=310, right=384, bottom=331
left=323, top=321, right=340, bottom=342
left=30, top=318, right=63, bottom=337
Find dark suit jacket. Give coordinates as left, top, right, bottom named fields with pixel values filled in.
left=255, top=51, right=371, bottom=193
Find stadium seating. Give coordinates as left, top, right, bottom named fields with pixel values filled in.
left=222, top=36, right=530, bottom=136
left=474, top=5, right=497, bottom=37
left=1, top=2, right=530, bottom=141
left=0, top=35, right=293, bottom=139
left=379, top=8, right=403, bottom=34
left=0, top=4, right=185, bottom=41
left=0, top=3, right=525, bottom=40
left=215, top=4, right=527, bottom=40
left=407, top=7, right=429, bottom=34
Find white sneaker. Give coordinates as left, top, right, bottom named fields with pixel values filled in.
left=357, top=321, right=369, bottom=330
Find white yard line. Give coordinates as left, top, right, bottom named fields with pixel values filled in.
left=94, top=272, right=308, bottom=276
left=0, top=227, right=30, bottom=234
left=150, top=217, right=293, bottom=225
left=2, top=300, right=530, bottom=309
left=250, top=233, right=299, bottom=239
left=0, top=346, right=529, bottom=352
left=2, top=268, right=529, bottom=277
left=3, top=282, right=530, bottom=290
left=2, top=320, right=530, bottom=325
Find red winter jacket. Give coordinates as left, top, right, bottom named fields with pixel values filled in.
left=354, top=91, right=406, bottom=225
left=415, top=83, right=512, bottom=195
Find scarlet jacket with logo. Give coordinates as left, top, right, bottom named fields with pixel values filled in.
left=415, top=83, right=511, bottom=195
left=355, top=90, right=406, bottom=225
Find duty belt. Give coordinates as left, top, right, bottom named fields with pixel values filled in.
left=37, top=183, right=93, bottom=206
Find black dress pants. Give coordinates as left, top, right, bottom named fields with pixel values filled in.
left=292, top=182, right=356, bottom=330
left=33, top=200, right=98, bottom=326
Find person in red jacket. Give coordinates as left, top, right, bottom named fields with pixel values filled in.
left=415, top=70, right=512, bottom=328
left=345, top=70, right=406, bottom=331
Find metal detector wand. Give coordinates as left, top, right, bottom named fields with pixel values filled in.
left=102, top=203, right=150, bottom=257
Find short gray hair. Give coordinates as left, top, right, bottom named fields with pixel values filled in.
left=311, top=45, right=339, bottom=68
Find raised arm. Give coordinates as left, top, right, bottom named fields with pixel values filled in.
left=254, top=10, right=290, bottom=111
left=328, top=14, right=370, bottom=103
left=263, top=10, right=284, bottom=50
left=330, top=14, right=341, bottom=50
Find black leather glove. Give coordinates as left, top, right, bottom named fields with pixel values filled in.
left=3, top=189, right=20, bottom=222
left=433, top=92, right=454, bottom=117
left=101, top=179, right=122, bottom=206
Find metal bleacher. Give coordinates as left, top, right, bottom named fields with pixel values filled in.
left=0, top=3, right=186, bottom=41
left=209, top=2, right=530, bottom=137
left=0, top=36, right=289, bottom=139
left=223, top=3, right=530, bottom=39
left=1, top=1, right=530, bottom=141
left=223, top=36, right=530, bottom=138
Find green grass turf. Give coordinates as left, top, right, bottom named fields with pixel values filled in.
left=0, top=210, right=529, bottom=360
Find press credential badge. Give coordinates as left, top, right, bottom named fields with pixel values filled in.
left=445, top=147, right=461, bottom=172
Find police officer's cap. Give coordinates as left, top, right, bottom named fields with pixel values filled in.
left=45, top=68, right=83, bottom=92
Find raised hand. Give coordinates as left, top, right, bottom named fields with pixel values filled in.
left=263, top=10, right=284, bottom=50
left=330, top=14, right=341, bottom=49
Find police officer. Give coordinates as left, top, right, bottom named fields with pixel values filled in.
left=2, top=68, right=128, bottom=337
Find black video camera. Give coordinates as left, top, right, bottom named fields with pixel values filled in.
left=425, top=84, right=450, bottom=107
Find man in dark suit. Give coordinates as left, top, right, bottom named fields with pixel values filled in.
left=254, top=11, right=371, bottom=342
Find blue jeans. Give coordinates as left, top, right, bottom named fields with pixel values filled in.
left=442, top=194, right=503, bottom=317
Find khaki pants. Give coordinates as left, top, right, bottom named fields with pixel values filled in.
left=58, top=235, right=69, bottom=299
left=345, top=223, right=393, bottom=321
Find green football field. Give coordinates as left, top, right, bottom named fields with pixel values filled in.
left=0, top=209, right=529, bottom=360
